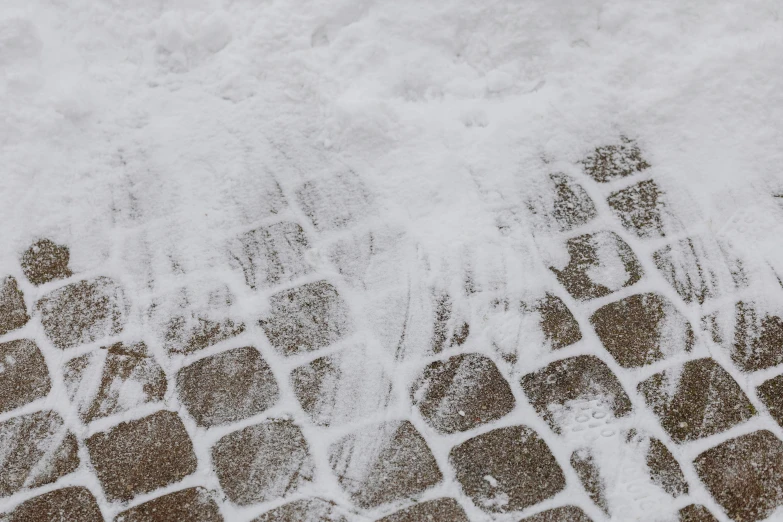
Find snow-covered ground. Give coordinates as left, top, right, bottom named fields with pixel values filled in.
left=2, top=1, right=783, bottom=521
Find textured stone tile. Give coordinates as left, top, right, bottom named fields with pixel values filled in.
left=702, top=300, right=783, bottom=372
left=114, top=487, right=222, bottom=522
left=329, top=420, right=441, bottom=509
left=177, top=346, right=278, bottom=427
left=86, top=411, right=196, bottom=502
left=4, top=487, right=103, bottom=522
left=757, top=373, right=783, bottom=428
left=212, top=418, right=314, bottom=506
left=527, top=293, right=582, bottom=350
left=376, top=498, right=469, bottom=522
left=520, top=355, right=632, bottom=434
left=229, top=221, right=312, bottom=290
left=38, top=277, right=128, bottom=349
left=162, top=285, right=245, bottom=356
left=0, top=277, right=29, bottom=336
left=411, top=353, right=515, bottom=434
left=694, top=430, right=783, bottom=522
left=291, top=344, right=391, bottom=427
left=252, top=498, right=349, bottom=522
left=0, top=410, right=79, bottom=497
left=547, top=173, right=598, bottom=231
left=520, top=506, right=593, bottom=522
left=678, top=504, right=719, bottom=522
left=590, top=293, right=693, bottom=368
left=653, top=236, right=745, bottom=304
left=607, top=179, right=667, bottom=238
left=646, top=438, right=688, bottom=497
left=571, top=448, right=608, bottom=514
left=260, top=280, right=351, bottom=356
left=581, top=137, right=649, bottom=183
left=20, top=238, right=73, bottom=286
left=549, top=231, right=642, bottom=301
left=63, top=342, right=166, bottom=423
left=449, top=425, right=565, bottom=513
left=296, top=173, right=372, bottom=231
left=0, top=339, right=50, bottom=414
left=638, top=358, right=755, bottom=444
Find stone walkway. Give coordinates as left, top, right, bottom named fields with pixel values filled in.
left=2, top=139, right=783, bottom=521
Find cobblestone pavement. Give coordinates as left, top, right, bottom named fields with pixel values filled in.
left=2, top=140, right=783, bottom=522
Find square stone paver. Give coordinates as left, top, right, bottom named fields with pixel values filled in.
left=547, top=173, right=598, bottom=231
left=756, top=373, right=783, bottom=428
left=549, top=231, right=643, bottom=301
left=570, top=448, right=608, bottom=514
left=114, top=487, right=222, bottom=522
left=63, top=342, right=166, bottom=423
left=653, top=236, right=745, bottom=304
left=20, top=238, right=73, bottom=286
left=86, top=410, right=197, bottom=502
left=410, top=353, right=515, bottom=434
left=702, top=300, right=783, bottom=372
left=291, top=343, right=392, bottom=427
left=0, top=339, right=50, bottom=414
left=4, top=487, right=103, bottom=522
left=678, top=504, right=719, bottom=522
left=260, top=280, right=351, bottom=356
left=646, top=438, right=688, bottom=497
left=449, top=425, right=565, bottom=513
left=520, top=506, right=593, bottom=522
left=0, top=276, right=29, bottom=336
left=376, top=498, right=469, bottom=522
left=0, top=410, right=79, bottom=497
left=38, top=277, right=128, bottom=349
left=329, top=420, right=442, bottom=509
left=252, top=498, right=349, bottom=522
left=693, top=430, right=783, bottom=522
left=524, top=293, right=582, bottom=350
left=229, top=221, right=312, bottom=290
left=590, top=293, right=693, bottom=368
left=520, top=355, right=632, bottom=434
left=296, top=173, right=372, bottom=231
left=212, top=418, right=314, bottom=506
left=638, top=358, right=755, bottom=444
left=581, top=137, right=649, bottom=183
left=177, top=346, right=279, bottom=427
left=607, top=179, right=668, bottom=238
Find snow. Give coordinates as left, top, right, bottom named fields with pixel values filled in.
left=1, top=0, right=783, bottom=520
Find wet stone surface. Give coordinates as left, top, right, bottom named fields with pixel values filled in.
left=20, top=238, right=73, bottom=286
left=260, top=280, right=351, bottom=356
left=520, top=355, right=632, bottom=434
left=63, top=342, right=166, bottom=423
left=38, top=277, right=128, bottom=349
left=694, top=430, right=783, bottom=522
left=638, top=358, right=756, bottom=444
left=329, top=420, right=442, bottom=509
left=570, top=448, right=608, bottom=514
left=3, top=487, right=103, bottom=522
left=703, top=300, right=783, bottom=372
left=229, top=221, right=312, bottom=290
left=177, top=346, right=279, bottom=427
left=114, top=487, right=222, bottom=522
left=549, top=231, right=643, bottom=301
left=678, top=504, right=719, bottom=522
left=520, top=506, right=594, bottom=522
left=607, top=179, right=668, bottom=238
left=530, top=293, right=582, bottom=350
left=291, top=344, right=392, bottom=427
left=86, top=411, right=197, bottom=502
left=252, top=498, right=349, bottom=522
left=581, top=137, right=650, bottom=183
left=376, top=498, right=469, bottom=522
left=590, top=293, right=693, bottom=368
left=0, top=339, right=50, bottom=414
left=212, top=418, right=314, bottom=506
left=0, top=276, right=29, bottom=336
left=411, top=353, right=515, bottom=434
left=756, top=373, right=783, bottom=428
left=0, top=410, right=80, bottom=497
left=449, top=425, right=565, bottom=513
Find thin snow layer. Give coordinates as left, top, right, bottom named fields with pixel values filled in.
left=1, top=0, right=783, bottom=520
